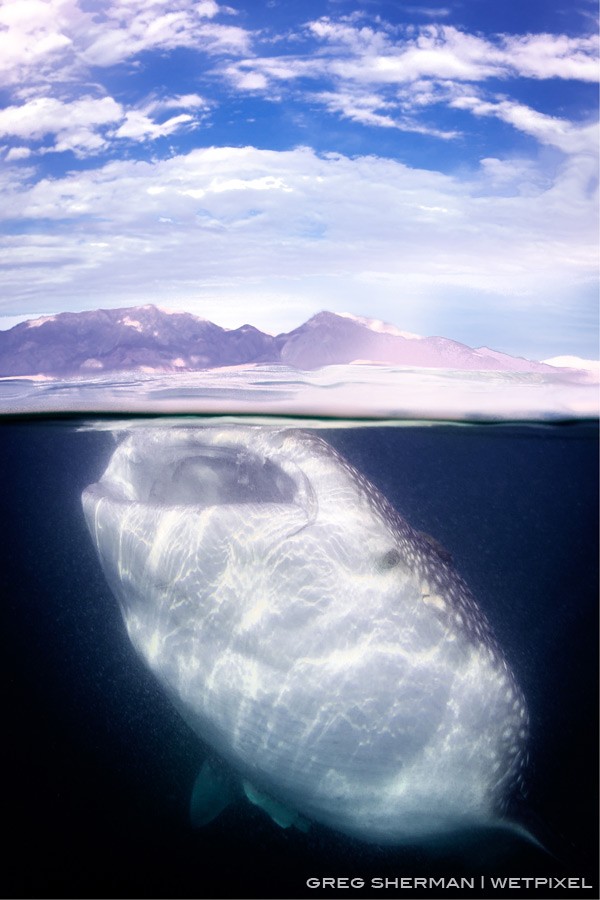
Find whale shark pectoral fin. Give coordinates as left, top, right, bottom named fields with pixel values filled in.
left=242, top=781, right=310, bottom=832
left=190, top=760, right=237, bottom=827
left=242, top=781, right=295, bottom=827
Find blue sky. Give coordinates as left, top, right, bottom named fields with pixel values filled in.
left=0, top=0, right=597, bottom=359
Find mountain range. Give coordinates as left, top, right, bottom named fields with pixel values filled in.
left=0, top=305, right=566, bottom=377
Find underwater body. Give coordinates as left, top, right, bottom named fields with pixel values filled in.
left=82, top=426, right=528, bottom=844
left=2, top=414, right=598, bottom=899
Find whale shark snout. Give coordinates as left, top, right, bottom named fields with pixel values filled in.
left=82, top=425, right=528, bottom=843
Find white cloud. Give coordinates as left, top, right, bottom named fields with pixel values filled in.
left=156, top=93, right=209, bottom=110
left=224, top=56, right=317, bottom=89
left=315, top=90, right=398, bottom=128
left=114, top=110, right=194, bottom=140
left=5, top=146, right=33, bottom=161
left=218, top=17, right=598, bottom=144
left=81, top=2, right=251, bottom=66
left=501, top=33, right=600, bottom=82
left=303, top=19, right=600, bottom=85
left=403, top=6, right=452, bottom=18
left=0, top=145, right=596, bottom=349
left=1, top=4, right=595, bottom=161
left=328, top=24, right=506, bottom=82
left=0, top=0, right=252, bottom=86
left=234, top=70, right=269, bottom=91
left=0, top=95, right=121, bottom=141
left=0, top=1, right=249, bottom=158
left=451, top=94, right=599, bottom=156
left=195, top=22, right=252, bottom=53
left=189, top=173, right=293, bottom=195
left=0, top=95, right=123, bottom=156
left=0, top=92, right=210, bottom=157
left=314, top=89, right=459, bottom=137
left=0, top=0, right=84, bottom=85
left=196, top=0, right=220, bottom=18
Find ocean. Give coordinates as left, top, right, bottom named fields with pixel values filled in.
left=1, top=409, right=598, bottom=900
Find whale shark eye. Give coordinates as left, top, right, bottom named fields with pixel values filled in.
left=379, top=548, right=402, bottom=570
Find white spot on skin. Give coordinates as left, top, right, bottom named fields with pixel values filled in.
left=422, top=593, right=446, bottom=612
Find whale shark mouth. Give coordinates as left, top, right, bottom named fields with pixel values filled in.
left=102, top=430, right=304, bottom=509
left=142, top=446, right=298, bottom=508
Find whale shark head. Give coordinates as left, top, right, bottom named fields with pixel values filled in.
left=82, top=425, right=528, bottom=844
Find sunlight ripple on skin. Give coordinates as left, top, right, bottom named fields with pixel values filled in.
left=82, top=426, right=528, bottom=843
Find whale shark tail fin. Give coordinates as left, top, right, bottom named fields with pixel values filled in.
left=190, top=760, right=238, bottom=827
left=502, top=807, right=581, bottom=865
left=420, top=818, right=551, bottom=872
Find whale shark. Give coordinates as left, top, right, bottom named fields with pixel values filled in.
left=82, top=425, right=528, bottom=844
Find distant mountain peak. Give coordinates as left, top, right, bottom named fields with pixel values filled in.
left=303, top=310, right=345, bottom=326
left=0, top=304, right=567, bottom=378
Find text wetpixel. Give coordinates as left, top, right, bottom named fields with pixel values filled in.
left=305, top=876, right=595, bottom=890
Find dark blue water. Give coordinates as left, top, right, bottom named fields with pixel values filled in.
left=1, top=417, right=597, bottom=899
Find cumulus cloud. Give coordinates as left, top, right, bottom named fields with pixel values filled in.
left=0, top=144, right=596, bottom=342
left=0, top=0, right=251, bottom=86
left=304, top=18, right=600, bottom=84
left=5, top=146, right=32, bottom=161
left=224, top=18, right=599, bottom=90
left=217, top=16, right=598, bottom=147
left=1, top=3, right=596, bottom=161
left=501, top=32, right=600, bottom=81
left=0, top=95, right=123, bottom=155
left=0, top=0, right=246, bottom=159
left=79, top=0, right=250, bottom=67
left=0, top=92, right=210, bottom=157
left=0, top=0, right=84, bottom=85
left=0, top=96, right=120, bottom=142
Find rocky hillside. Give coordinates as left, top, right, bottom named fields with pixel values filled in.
left=0, top=305, right=554, bottom=376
